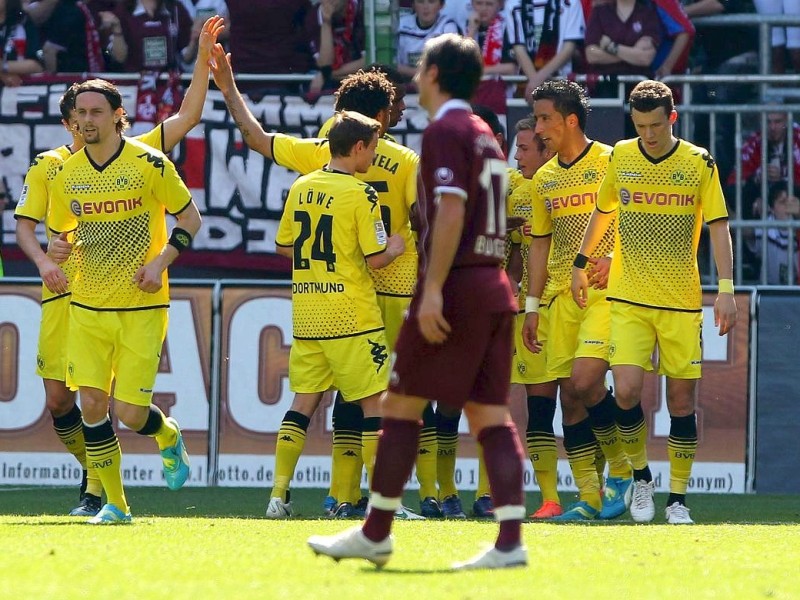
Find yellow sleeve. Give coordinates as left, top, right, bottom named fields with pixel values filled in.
left=14, top=154, right=54, bottom=223
left=48, top=171, right=77, bottom=234
left=272, top=134, right=330, bottom=174
left=153, top=155, right=193, bottom=215
left=317, top=116, right=335, bottom=138
left=133, top=124, right=165, bottom=153
left=276, top=195, right=294, bottom=247
left=530, top=174, right=553, bottom=237
left=404, top=152, right=419, bottom=212
left=698, top=152, right=729, bottom=223
left=355, top=183, right=388, bottom=257
left=596, top=150, right=619, bottom=213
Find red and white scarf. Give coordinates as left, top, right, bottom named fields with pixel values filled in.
left=480, top=15, right=505, bottom=66
left=77, top=1, right=104, bottom=73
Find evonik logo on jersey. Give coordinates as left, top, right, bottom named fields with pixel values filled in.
left=73, top=197, right=144, bottom=216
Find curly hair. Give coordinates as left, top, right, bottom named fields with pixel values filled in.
left=530, top=79, right=591, bottom=132
left=629, top=80, right=674, bottom=115
left=334, top=70, right=395, bottom=119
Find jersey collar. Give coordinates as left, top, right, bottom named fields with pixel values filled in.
left=433, top=99, right=472, bottom=122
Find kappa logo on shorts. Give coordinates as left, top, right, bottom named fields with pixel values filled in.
left=368, top=339, right=388, bottom=373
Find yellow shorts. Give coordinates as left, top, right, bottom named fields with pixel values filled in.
left=609, top=302, right=703, bottom=379
left=36, top=294, right=70, bottom=381
left=377, top=294, right=412, bottom=351
left=547, top=287, right=610, bottom=379
left=512, top=309, right=554, bottom=385
left=290, top=330, right=390, bottom=400
left=66, top=305, right=168, bottom=406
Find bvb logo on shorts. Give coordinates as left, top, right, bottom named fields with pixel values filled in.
left=68, top=362, right=74, bottom=377
left=37, top=354, right=45, bottom=370
left=517, top=361, right=526, bottom=376
left=608, top=344, right=616, bottom=359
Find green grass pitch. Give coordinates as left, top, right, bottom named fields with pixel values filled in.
left=2, top=487, right=799, bottom=599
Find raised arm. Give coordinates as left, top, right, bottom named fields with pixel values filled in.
left=209, top=44, right=275, bottom=159
left=162, top=15, right=225, bottom=152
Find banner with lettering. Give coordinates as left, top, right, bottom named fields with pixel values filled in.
left=0, top=77, right=428, bottom=275
left=1, top=282, right=750, bottom=492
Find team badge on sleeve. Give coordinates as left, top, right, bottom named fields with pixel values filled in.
left=17, top=185, right=28, bottom=207
left=374, top=219, right=387, bottom=245
left=435, top=167, right=454, bottom=185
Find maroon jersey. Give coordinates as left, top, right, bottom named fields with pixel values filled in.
left=114, top=2, right=192, bottom=71
left=416, top=100, right=515, bottom=314
left=584, top=1, right=662, bottom=76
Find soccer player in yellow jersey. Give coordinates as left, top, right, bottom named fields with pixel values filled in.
left=209, top=50, right=436, bottom=517
left=522, top=80, right=633, bottom=521
left=571, top=80, right=737, bottom=524
left=503, top=117, right=564, bottom=519
left=265, top=111, right=405, bottom=519
left=13, top=15, right=224, bottom=518
left=47, top=79, right=202, bottom=524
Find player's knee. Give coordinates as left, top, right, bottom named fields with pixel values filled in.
left=45, top=388, right=76, bottom=417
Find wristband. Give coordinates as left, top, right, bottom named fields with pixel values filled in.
left=718, top=278, right=734, bottom=294
left=320, top=65, right=333, bottom=84
left=606, top=42, right=618, bottom=55
left=525, top=296, right=540, bottom=314
left=168, top=227, right=193, bottom=253
left=573, top=253, right=589, bottom=269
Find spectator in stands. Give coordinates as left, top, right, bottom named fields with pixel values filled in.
left=753, top=0, right=800, bottom=74
left=735, top=112, right=800, bottom=191
left=24, top=0, right=104, bottom=73
left=306, top=0, right=365, bottom=98
left=226, top=0, right=315, bottom=97
left=514, top=0, right=586, bottom=98
left=396, top=0, right=461, bottom=79
left=1, top=0, right=43, bottom=86
left=178, top=0, right=229, bottom=67
left=101, top=0, right=193, bottom=73
left=651, top=0, right=694, bottom=79
left=584, top=0, right=662, bottom=77
left=751, top=182, right=800, bottom=284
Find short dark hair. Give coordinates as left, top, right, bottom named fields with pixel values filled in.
left=629, top=80, right=674, bottom=115
left=421, top=33, right=483, bottom=101
left=59, top=83, right=80, bottom=121
left=472, top=104, right=504, bottom=137
left=74, top=78, right=130, bottom=134
left=334, top=70, right=394, bottom=119
left=328, top=110, right=381, bottom=158
left=514, top=116, right=546, bottom=151
left=768, top=181, right=788, bottom=208
left=530, top=79, right=590, bottom=131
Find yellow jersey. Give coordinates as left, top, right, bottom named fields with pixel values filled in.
left=318, top=115, right=399, bottom=144
left=272, top=133, right=418, bottom=297
left=13, top=126, right=166, bottom=302
left=597, top=138, right=729, bottom=311
left=531, top=141, right=614, bottom=301
left=504, top=169, right=534, bottom=311
left=48, top=137, right=192, bottom=311
left=276, top=168, right=387, bottom=340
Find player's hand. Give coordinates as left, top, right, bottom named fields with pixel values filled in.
left=571, top=267, right=589, bottom=309
left=133, top=261, right=165, bottom=294
left=587, top=256, right=611, bottom=290
left=209, top=44, right=234, bottom=94
left=39, top=258, right=69, bottom=295
left=198, top=15, right=225, bottom=64
left=521, top=312, right=543, bottom=354
left=386, top=233, right=406, bottom=258
left=506, top=216, right=526, bottom=232
left=47, top=232, right=73, bottom=264
left=714, top=292, right=737, bottom=336
left=417, top=286, right=450, bottom=344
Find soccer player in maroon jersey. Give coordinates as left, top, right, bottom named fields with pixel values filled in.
left=308, top=33, right=528, bottom=571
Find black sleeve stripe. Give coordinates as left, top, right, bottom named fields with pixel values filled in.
left=597, top=206, right=615, bottom=214
left=275, top=242, right=292, bottom=248
left=168, top=197, right=193, bottom=216
left=706, top=215, right=729, bottom=225
left=14, top=214, right=40, bottom=224
left=364, top=248, right=387, bottom=258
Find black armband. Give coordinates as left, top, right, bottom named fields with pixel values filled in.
left=168, top=227, right=193, bottom=253
left=573, top=253, right=589, bottom=269
left=320, top=65, right=333, bottom=85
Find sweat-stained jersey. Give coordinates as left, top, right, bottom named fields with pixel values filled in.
left=531, top=141, right=614, bottom=301
left=597, top=138, right=728, bottom=311
left=272, top=133, right=419, bottom=297
left=48, top=136, right=192, bottom=311
left=13, top=125, right=167, bottom=302
left=276, top=168, right=387, bottom=339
